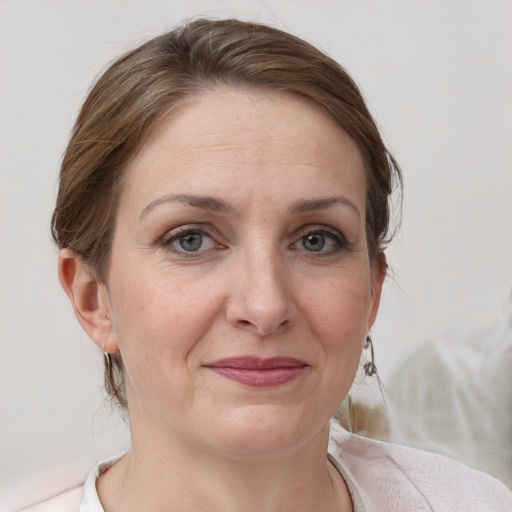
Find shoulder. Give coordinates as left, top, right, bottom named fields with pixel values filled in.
left=15, top=455, right=120, bottom=512
left=17, top=487, right=83, bottom=512
left=329, top=424, right=512, bottom=512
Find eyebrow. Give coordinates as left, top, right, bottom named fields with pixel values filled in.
left=289, top=196, right=360, bottom=217
left=139, top=193, right=359, bottom=221
left=139, top=194, right=237, bottom=220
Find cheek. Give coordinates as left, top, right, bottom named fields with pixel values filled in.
left=302, top=270, right=373, bottom=343
left=107, top=265, right=222, bottom=381
left=107, top=277, right=225, bottom=418
left=300, top=272, right=372, bottom=396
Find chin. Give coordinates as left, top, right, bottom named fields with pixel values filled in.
left=200, top=405, right=328, bottom=460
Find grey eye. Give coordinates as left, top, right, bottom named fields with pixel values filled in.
left=302, top=233, right=326, bottom=252
left=163, top=228, right=217, bottom=255
left=178, top=232, right=204, bottom=251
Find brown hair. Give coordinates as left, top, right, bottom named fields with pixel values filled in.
left=52, top=18, right=402, bottom=408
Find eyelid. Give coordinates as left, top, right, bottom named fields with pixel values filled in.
left=158, top=224, right=225, bottom=255
left=291, top=225, right=348, bottom=253
left=156, top=223, right=348, bottom=256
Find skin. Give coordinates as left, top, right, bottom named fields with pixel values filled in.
left=59, top=88, right=384, bottom=512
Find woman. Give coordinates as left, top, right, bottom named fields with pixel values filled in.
left=49, top=19, right=511, bottom=512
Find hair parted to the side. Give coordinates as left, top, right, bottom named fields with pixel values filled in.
left=52, top=18, right=402, bottom=409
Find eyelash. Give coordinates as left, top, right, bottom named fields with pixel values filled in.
left=157, top=224, right=348, bottom=257
left=158, top=224, right=221, bottom=257
left=292, top=226, right=347, bottom=254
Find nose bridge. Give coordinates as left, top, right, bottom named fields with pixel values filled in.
left=227, top=239, right=296, bottom=335
left=247, top=243, right=287, bottom=303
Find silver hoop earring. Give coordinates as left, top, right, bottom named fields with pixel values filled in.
left=104, top=351, right=112, bottom=374
left=363, top=334, right=377, bottom=377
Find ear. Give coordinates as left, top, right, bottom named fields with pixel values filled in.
left=58, top=248, right=118, bottom=353
left=366, top=258, right=386, bottom=332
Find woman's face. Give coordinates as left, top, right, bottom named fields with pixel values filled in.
left=102, top=89, right=383, bottom=458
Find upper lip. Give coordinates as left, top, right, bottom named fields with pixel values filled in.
left=204, top=356, right=306, bottom=369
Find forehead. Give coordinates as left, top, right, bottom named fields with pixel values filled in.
left=121, top=88, right=367, bottom=209
left=139, top=88, right=361, bottom=161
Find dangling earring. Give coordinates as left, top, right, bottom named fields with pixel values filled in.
left=363, top=334, right=377, bottom=377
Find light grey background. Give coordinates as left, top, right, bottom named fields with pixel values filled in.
left=1, top=1, right=511, bottom=510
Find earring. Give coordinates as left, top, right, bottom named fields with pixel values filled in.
left=363, top=334, right=377, bottom=377
left=104, top=351, right=112, bottom=374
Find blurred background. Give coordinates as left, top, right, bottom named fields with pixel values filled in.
left=1, top=1, right=511, bottom=510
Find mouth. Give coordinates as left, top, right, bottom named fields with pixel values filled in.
left=203, top=357, right=307, bottom=387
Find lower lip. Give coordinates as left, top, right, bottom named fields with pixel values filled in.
left=207, top=366, right=306, bottom=387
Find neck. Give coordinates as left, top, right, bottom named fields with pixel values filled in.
left=98, top=420, right=352, bottom=512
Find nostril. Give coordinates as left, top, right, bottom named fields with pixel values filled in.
left=235, top=319, right=257, bottom=331
left=226, top=290, right=297, bottom=336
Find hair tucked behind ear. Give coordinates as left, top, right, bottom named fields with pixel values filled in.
left=104, top=352, right=127, bottom=409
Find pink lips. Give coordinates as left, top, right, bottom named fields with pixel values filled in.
left=204, top=357, right=307, bottom=387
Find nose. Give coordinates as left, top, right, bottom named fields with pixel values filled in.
left=225, top=248, right=298, bottom=337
